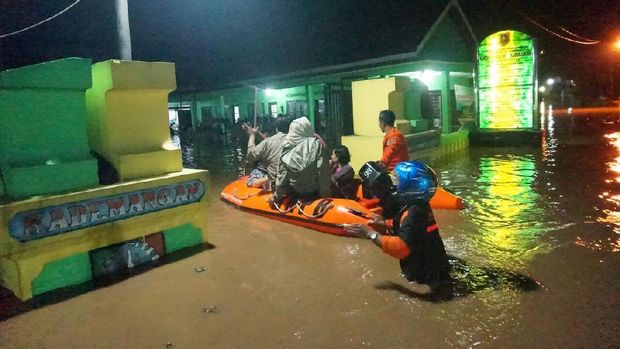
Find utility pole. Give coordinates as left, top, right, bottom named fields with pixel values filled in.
left=114, top=0, right=132, bottom=60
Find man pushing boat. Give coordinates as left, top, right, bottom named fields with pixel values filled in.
left=345, top=160, right=451, bottom=289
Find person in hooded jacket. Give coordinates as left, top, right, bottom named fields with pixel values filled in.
left=272, top=116, right=331, bottom=203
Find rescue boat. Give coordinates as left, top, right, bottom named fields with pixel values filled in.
left=220, top=176, right=463, bottom=236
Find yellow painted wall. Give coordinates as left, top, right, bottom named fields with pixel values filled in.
left=341, top=135, right=383, bottom=173
left=344, top=77, right=414, bottom=171
left=85, top=60, right=182, bottom=181
left=0, top=169, right=209, bottom=300
left=106, top=90, right=170, bottom=153
left=351, top=77, right=411, bottom=136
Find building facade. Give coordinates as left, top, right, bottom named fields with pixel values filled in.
left=171, top=0, right=478, bottom=149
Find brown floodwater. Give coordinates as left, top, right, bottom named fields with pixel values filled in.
left=1, top=109, right=619, bottom=348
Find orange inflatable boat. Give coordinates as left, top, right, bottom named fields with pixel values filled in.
left=220, top=176, right=463, bottom=236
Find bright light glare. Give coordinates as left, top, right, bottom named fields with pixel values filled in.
left=264, top=88, right=276, bottom=97
left=420, top=70, right=439, bottom=86
left=546, top=78, right=555, bottom=85
left=539, top=86, right=546, bottom=93
left=392, top=70, right=440, bottom=86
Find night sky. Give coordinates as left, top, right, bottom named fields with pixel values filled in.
left=1, top=0, right=618, bottom=91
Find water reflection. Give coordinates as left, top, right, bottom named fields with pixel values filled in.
left=467, top=155, right=551, bottom=268
left=584, top=131, right=620, bottom=252
left=171, top=129, right=246, bottom=184
left=541, top=106, right=557, bottom=162
left=172, top=114, right=618, bottom=347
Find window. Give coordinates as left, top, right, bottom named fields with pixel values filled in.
left=233, top=105, right=240, bottom=123
left=286, top=100, right=308, bottom=117
left=269, top=103, right=278, bottom=118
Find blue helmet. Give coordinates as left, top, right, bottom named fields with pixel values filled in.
left=394, top=161, right=438, bottom=203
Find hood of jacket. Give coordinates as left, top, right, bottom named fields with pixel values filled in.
left=285, top=117, right=314, bottom=149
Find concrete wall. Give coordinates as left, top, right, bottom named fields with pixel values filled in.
left=351, top=77, right=410, bottom=137
left=0, top=58, right=100, bottom=198
left=0, top=169, right=209, bottom=300
left=0, top=59, right=210, bottom=300
left=86, top=60, right=182, bottom=181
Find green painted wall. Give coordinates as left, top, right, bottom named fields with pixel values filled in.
left=191, top=84, right=325, bottom=127
left=163, top=223, right=204, bottom=253
left=404, top=79, right=426, bottom=120
left=32, top=253, right=92, bottom=296
left=425, top=74, right=472, bottom=92
left=0, top=58, right=100, bottom=198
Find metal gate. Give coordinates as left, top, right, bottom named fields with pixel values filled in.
left=322, top=83, right=353, bottom=148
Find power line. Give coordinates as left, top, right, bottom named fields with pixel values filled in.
left=558, top=26, right=599, bottom=43
left=0, top=0, right=81, bottom=40
left=505, top=1, right=601, bottom=45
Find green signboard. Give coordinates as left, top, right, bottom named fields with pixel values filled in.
left=478, top=31, right=536, bottom=129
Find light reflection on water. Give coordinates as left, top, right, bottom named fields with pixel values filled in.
left=172, top=112, right=620, bottom=347
left=424, top=112, right=620, bottom=346
left=433, top=111, right=620, bottom=268
left=588, top=131, right=620, bottom=252
left=176, top=113, right=620, bottom=264
left=468, top=155, right=551, bottom=267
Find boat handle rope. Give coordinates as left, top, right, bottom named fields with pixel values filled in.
left=233, top=188, right=261, bottom=200
left=295, top=202, right=333, bottom=219
left=271, top=199, right=298, bottom=214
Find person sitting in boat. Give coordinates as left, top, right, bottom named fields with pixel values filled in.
left=242, top=116, right=291, bottom=190
left=272, top=116, right=331, bottom=203
left=344, top=160, right=451, bottom=289
left=329, top=145, right=356, bottom=199
left=378, top=110, right=409, bottom=171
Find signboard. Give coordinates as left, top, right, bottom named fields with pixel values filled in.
left=478, top=30, right=536, bottom=129
left=9, top=180, right=206, bottom=242
left=455, top=84, right=475, bottom=111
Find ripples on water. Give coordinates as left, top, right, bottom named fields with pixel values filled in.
left=432, top=111, right=620, bottom=266
left=176, top=111, right=620, bottom=268
left=172, top=110, right=619, bottom=346
left=424, top=110, right=620, bottom=345
left=171, top=130, right=246, bottom=185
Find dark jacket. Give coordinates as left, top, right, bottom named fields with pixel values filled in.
left=380, top=202, right=450, bottom=284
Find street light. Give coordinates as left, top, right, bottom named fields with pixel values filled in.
left=612, top=37, right=620, bottom=99
left=546, top=78, right=555, bottom=86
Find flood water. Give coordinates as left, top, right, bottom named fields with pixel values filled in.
left=192, top=109, right=620, bottom=347
left=1, top=110, right=619, bottom=348
left=173, top=109, right=620, bottom=347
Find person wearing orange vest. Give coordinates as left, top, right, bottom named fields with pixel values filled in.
left=378, top=110, right=409, bottom=171
left=345, top=160, right=450, bottom=288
